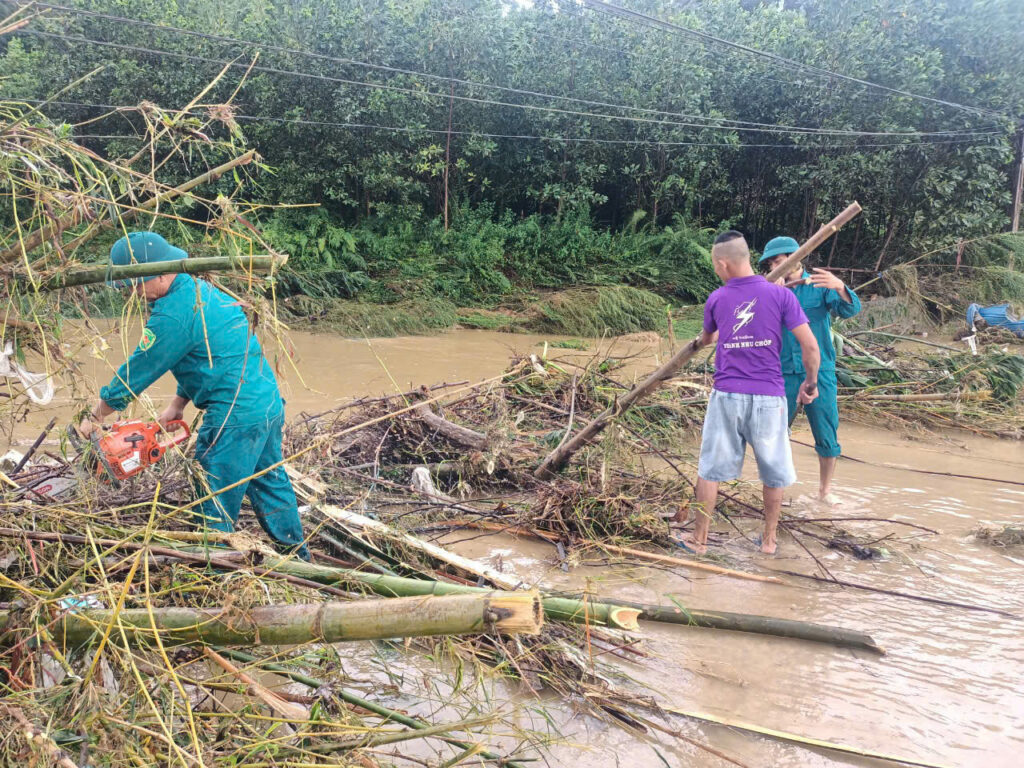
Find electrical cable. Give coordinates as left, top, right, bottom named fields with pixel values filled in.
left=577, top=0, right=1013, bottom=120
left=11, top=3, right=1004, bottom=138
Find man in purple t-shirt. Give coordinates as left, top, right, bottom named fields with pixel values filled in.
left=675, top=231, right=820, bottom=554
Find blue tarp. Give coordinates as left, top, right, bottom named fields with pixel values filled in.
left=967, top=303, right=1024, bottom=338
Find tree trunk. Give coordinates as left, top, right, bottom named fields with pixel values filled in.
left=1, top=593, right=543, bottom=649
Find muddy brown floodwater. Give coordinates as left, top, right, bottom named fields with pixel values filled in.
left=6, top=324, right=1023, bottom=766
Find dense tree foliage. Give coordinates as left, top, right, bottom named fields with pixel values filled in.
left=2, top=0, right=1022, bottom=303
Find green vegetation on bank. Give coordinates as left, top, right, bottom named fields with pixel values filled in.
left=4, top=0, right=1022, bottom=285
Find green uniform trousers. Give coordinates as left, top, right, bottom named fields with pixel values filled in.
left=784, top=372, right=841, bottom=458
left=194, top=414, right=310, bottom=560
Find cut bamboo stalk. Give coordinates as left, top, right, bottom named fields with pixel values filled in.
left=601, top=598, right=882, bottom=653
left=534, top=203, right=863, bottom=478
left=32, top=254, right=286, bottom=292
left=246, top=554, right=641, bottom=631
left=0, top=593, right=543, bottom=648
left=0, top=150, right=256, bottom=265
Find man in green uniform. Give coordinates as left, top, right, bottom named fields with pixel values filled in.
left=759, top=236, right=862, bottom=503
left=79, top=232, right=310, bottom=559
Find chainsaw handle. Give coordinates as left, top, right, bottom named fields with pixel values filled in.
left=158, top=419, right=191, bottom=448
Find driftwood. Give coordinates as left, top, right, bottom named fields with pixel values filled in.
left=204, top=647, right=308, bottom=722
left=414, top=387, right=488, bottom=450
left=0, top=593, right=543, bottom=648
left=534, top=201, right=863, bottom=479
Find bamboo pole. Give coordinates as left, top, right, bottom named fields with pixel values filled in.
left=598, top=598, right=882, bottom=653
left=0, top=593, right=543, bottom=648
left=31, top=254, right=286, bottom=291
left=534, top=202, right=863, bottom=478
left=0, top=150, right=257, bottom=265
left=243, top=554, right=641, bottom=631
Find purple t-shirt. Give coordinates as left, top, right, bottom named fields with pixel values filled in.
left=703, top=275, right=808, bottom=397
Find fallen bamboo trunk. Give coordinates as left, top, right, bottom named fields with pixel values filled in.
left=0, top=150, right=256, bottom=265
left=244, top=554, right=640, bottom=631
left=32, top=254, right=286, bottom=291
left=599, top=598, right=882, bottom=653
left=534, top=202, right=863, bottom=478
left=0, top=593, right=543, bottom=648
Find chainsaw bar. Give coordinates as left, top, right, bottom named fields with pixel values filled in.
left=65, top=424, right=121, bottom=488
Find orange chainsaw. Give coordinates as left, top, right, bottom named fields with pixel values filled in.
left=68, top=419, right=191, bottom=484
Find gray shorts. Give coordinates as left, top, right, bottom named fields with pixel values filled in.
left=697, top=390, right=796, bottom=488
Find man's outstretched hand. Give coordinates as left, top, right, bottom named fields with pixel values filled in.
left=808, top=268, right=845, bottom=292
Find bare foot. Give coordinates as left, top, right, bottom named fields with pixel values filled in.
left=678, top=533, right=707, bottom=555
left=760, top=537, right=777, bottom=555
left=818, top=491, right=842, bottom=507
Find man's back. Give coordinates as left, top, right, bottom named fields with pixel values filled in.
left=102, top=274, right=283, bottom=428
left=704, top=275, right=807, bottom=397
left=157, top=275, right=282, bottom=427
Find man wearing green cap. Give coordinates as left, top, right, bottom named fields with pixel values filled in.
left=79, top=231, right=310, bottom=559
left=759, top=235, right=861, bottom=502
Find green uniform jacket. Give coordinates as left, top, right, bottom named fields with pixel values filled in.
left=100, top=275, right=283, bottom=427
left=780, top=274, right=861, bottom=376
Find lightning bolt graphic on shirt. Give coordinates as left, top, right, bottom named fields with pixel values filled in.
left=732, top=298, right=757, bottom=334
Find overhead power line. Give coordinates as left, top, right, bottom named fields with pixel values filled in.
left=14, top=2, right=1002, bottom=138
left=24, top=99, right=1000, bottom=151
left=14, top=28, right=1002, bottom=142
left=577, top=0, right=1012, bottom=121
